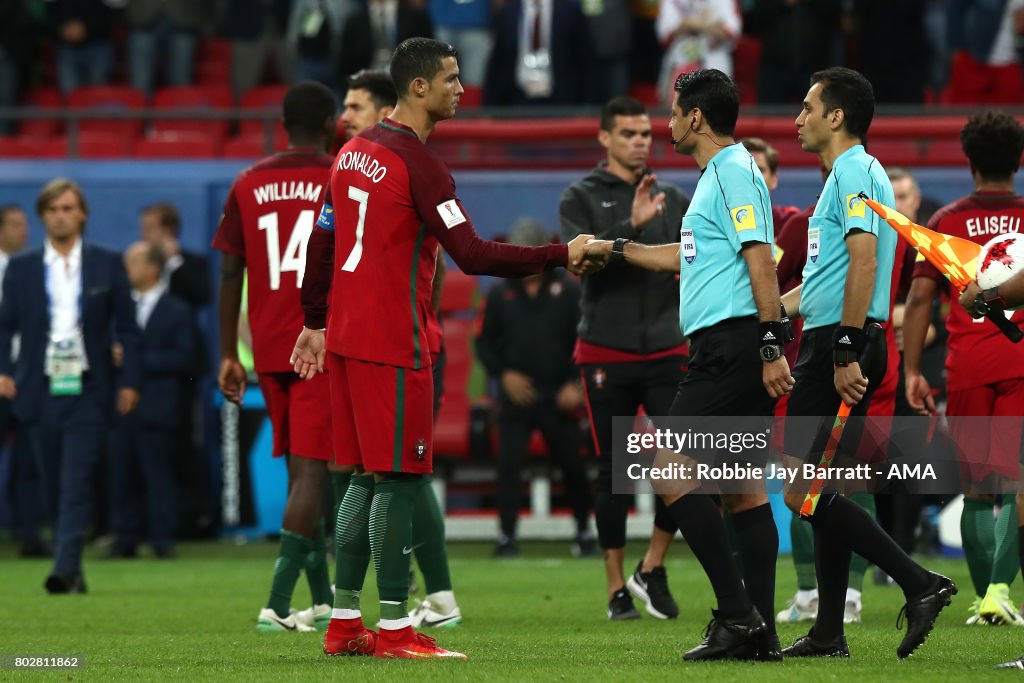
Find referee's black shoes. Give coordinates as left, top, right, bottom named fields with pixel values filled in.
left=44, top=573, right=87, bottom=594
left=682, top=608, right=766, bottom=661
left=782, top=631, right=850, bottom=658
left=896, top=572, right=958, bottom=659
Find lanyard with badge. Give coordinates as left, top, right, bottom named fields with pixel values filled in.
left=517, top=0, right=553, bottom=98
left=44, top=259, right=85, bottom=396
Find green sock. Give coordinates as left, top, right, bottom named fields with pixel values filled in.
left=412, top=476, right=452, bottom=594
left=333, top=474, right=374, bottom=612
left=847, top=493, right=875, bottom=593
left=992, top=493, right=1020, bottom=586
left=791, top=513, right=817, bottom=591
left=961, top=497, right=996, bottom=597
left=330, top=471, right=353, bottom=537
left=267, top=530, right=311, bottom=618
left=370, top=477, right=422, bottom=624
left=305, top=519, right=334, bottom=606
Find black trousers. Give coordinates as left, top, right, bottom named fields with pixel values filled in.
left=496, top=396, right=590, bottom=539
left=581, top=355, right=685, bottom=548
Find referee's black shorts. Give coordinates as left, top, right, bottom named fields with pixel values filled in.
left=784, top=322, right=887, bottom=462
left=670, top=317, right=775, bottom=466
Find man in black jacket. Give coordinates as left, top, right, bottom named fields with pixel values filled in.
left=559, top=96, right=689, bottom=620
left=476, top=219, right=592, bottom=558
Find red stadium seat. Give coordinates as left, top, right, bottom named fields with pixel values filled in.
left=75, top=132, right=134, bottom=158
left=222, top=130, right=289, bottom=158
left=67, top=85, right=146, bottom=138
left=20, top=88, right=63, bottom=137
left=0, top=135, right=67, bottom=159
left=239, top=85, right=289, bottom=136
left=134, top=131, right=223, bottom=158
left=3, top=133, right=135, bottom=159
left=434, top=317, right=477, bottom=459
left=440, top=268, right=478, bottom=314
left=152, top=85, right=233, bottom=138
left=733, top=36, right=762, bottom=105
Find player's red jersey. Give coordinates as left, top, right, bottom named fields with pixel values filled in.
left=303, top=118, right=567, bottom=370
left=212, top=150, right=333, bottom=373
left=914, top=192, right=1024, bottom=392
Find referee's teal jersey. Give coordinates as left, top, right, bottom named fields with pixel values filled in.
left=801, top=144, right=897, bottom=331
left=678, top=143, right=774, bottom=336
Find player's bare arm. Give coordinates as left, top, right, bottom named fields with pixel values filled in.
left=902, top=275, right=938, bottom=415
left=835, top=230, right=877, bottom=406
left=582, top=239, right=680, bottom=273
left=742, top=242, right=795, bottom=398
left=290, top=327, right=325, bottom=380
left=781, top=283, right=802, bottom=320
left=218, top=252, right=247, bottom=405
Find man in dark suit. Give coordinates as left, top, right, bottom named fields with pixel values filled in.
left=108, top=241, right=196, bottom=559
left=483, top=0, right=594, bottom=106
left=139, top=202, right=211, bottom=311
left=339, top=0, right=434, bottom=77
left=139, top=201, right=211, bottom=537
left=0, top=178, right=141, bottom=594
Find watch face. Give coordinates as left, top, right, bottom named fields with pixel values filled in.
left=760, top=345, right=781, bottom=361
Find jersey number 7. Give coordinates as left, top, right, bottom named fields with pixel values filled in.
left=342, top=186, right=368, bottom=272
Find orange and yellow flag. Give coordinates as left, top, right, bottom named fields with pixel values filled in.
left=858, top=193, right=981, bottom=290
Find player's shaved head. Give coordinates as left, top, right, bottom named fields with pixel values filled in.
left=961, top=111, right=1024, bottom=181
left=390, top=38, right=459, bottom=98
left=282, top=81, right=338, bottom=137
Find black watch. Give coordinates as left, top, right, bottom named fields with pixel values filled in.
left=975, top=287, right=1006, bottom=317
left=759, top=345, right=784, bottom=362
left=610, top=237, right=629, bottom=263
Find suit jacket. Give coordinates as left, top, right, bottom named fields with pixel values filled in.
left=0, top=242, right=141, bottom=423
left=133, top=292, right=196, bottom=428
left=168, top=250, right=212, bottom=311
left=483, top=0, right=593, bottom=106
left=339, top=2, right=434, bottom=78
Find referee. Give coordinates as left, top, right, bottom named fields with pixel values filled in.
left=560, top=96, right=689, bottom=620
left=778, top=67, right=955, bottom=660
left=584, top=69, right=793, bottom=661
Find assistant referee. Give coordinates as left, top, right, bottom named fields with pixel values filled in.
left=778, top=67, right=955, bottom=661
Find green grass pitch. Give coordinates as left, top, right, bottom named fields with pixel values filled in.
left=0, top=540, right=1019, bottom=681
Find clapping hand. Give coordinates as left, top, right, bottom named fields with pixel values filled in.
left=631, top=175, right=666, bottom=229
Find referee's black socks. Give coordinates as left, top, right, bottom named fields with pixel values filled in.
left=667, top=494, right=752, bottom=618
left=809, top=492, right=932, bottom=599
left=731, top=503, right=779, bottom=635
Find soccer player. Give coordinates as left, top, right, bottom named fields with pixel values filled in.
left=337, top=67, right=464, bottom=630
left=213, top=82, right=338, bottom=633
left=559, top=96, right=688, bottom=621
left=585, top=69, right=793, bottom=662
left=778, top=67, right=955, bottom=660
left=292, top=37, right=593, bottom=659
left=904, top=111, right=1024, bottom=627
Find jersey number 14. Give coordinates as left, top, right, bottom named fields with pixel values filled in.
left=258, top=210, right=314, bottom=290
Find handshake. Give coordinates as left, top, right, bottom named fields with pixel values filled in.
left=566, top=234, right=619, bottom=276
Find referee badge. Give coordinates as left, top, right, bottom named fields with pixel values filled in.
left=846, top=194, right=866, bottom=219
left=592, top=368, right=606, bottom=389
left=680, top=228, right=697, bottom=264
left=414, top=438, right=427, bottom=461
left=808, top=228, right=820, bottom=264
left=730, top=205, right=757, bottom=232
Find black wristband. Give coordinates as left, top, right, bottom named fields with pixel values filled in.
left=759, top=321, right=787, bottom=347
left=610, top=238, right=629, bottom=263
left=832, top=325, right=867, bottom=366
left=779, top=304, right=796, bottom=343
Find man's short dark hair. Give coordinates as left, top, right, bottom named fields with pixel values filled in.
left=740, top=137, right=778, bottom=174
left=142, top=201, right=181, bottom=237
left=144, top=242, right=167, bottom=270
left=600, top=97, right=647, bottom=132
left=282, top=81, right=338, bottom=136
left=0, top=204, right=24, bottom=228
left=809, top=67, right=874, bottom=142
left=673, top=69, right=739, bottom=137
left=960, top=111, right=1024, bottom=181
left=390, top=38, right=458, bottom=97
left=348, top=69, right=398, bottom=110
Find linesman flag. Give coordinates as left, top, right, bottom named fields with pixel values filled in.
left=858, top=192, right=1022, bottom=342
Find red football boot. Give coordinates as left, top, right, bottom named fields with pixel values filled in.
left=323, top=617, right=377, bottom=656
left=373, top=626, right=467, bottom=659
